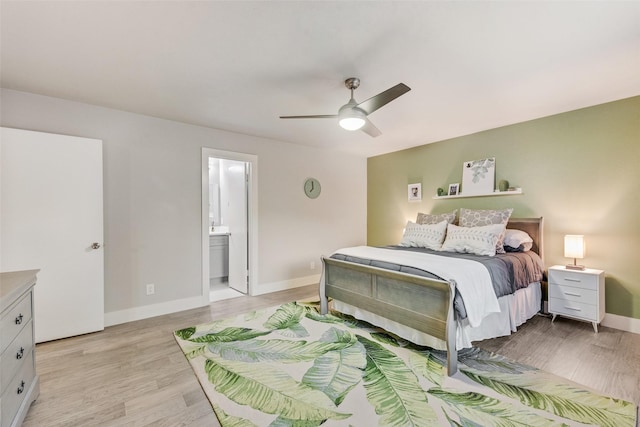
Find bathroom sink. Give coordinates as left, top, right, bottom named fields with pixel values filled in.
left=209, top=226, right=230, bottom=235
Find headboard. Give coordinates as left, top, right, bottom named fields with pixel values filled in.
left=506, top=217, right=544, bottom=262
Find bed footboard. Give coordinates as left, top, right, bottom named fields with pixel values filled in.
left=320, top=256, right=458, bottom=376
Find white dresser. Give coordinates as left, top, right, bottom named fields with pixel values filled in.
left=1, top=270, right=39, bottom=427
left=548, top=265, right=605, bottom=332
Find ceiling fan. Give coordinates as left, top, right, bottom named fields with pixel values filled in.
left=280, top=77, right=411, bottom=137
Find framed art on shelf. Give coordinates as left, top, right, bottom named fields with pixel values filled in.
left=462, top=157, right=495, bottom=196
left=408, top=183, right=422, bottom=201
left=448, top=183, right=459, bottom=196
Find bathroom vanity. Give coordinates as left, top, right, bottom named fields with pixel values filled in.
left=209, top=229, right=229, bottom=282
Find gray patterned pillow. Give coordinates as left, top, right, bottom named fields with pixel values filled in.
left=459, top=208, right=513, bottom=253
left=416, top=209, right=457, bottom=225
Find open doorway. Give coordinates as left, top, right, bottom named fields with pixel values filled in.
left=201, top=148, right=258, bottom=302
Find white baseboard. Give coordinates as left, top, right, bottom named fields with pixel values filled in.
left=252, top=274, right=320, bottom=296
left=602, top=312, right=640, bottom=335
left=105, top=275, right=320, bottom=326
left=104, top=295, right=206, bottom=327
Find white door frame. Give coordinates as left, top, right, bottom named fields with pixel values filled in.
left=201, top=148, right=258, bottom=302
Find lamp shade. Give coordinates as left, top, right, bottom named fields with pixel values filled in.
left=564, top=235, right=585, bottom=259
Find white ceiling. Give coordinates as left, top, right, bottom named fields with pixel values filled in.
left=2, top=1, right=639, bottom=157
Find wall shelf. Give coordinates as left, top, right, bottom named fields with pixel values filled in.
left=433, top=189, right=522, bottom=200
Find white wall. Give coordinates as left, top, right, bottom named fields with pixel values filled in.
left=0, top=89, right=367, bottom=319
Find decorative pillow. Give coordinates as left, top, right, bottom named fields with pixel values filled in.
left=416, top=210, right=457, bottom=225
left=440, top=223, right=506, bottom=256
left=503, top=229, right=533, bottom=252
left=399, top=220, right=448, bottom=250
left=459, top=208, right=513, bottom=254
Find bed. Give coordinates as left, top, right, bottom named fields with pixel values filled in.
left=319, top=217, right=544, bottom=376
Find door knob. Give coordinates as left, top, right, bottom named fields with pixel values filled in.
left=91, top=242, right=101, bottom=250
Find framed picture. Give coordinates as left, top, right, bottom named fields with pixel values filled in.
left=461, top=157, right=495, bottom=196
left=448, top=183, right=459, bottom=196
left=408, top=183, right=422, bottom=201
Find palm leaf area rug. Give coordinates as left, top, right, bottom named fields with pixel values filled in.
left=174, top=301, right=638, bottom=427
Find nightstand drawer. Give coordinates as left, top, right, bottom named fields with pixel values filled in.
left=548, top=269, right=599, bottom=290
left=548, top=297, right=598, bottom=321
left=548, top=284, right=597, bottom=305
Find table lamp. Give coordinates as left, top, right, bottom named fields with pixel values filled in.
left=564, top=234, right=585, bottom=270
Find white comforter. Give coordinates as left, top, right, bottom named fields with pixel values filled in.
left=333, top=246, right=501, bottom=327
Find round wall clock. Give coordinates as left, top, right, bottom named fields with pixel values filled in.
left=303, top=177, right=321, bottom=199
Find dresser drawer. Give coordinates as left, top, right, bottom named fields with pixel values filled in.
left=1, top=352, right=35, bottom=427
left=549, top=297, right=598, bottom=321
left=0, top=293, right=32, bottom=353
left=548, top=284, right=597, bottom=305
left=1, top=320, right=34, bottom=391
left=548, top=269, right=599, bottom=290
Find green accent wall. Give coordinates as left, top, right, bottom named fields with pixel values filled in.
left=368, top=96, right=640, bottom=319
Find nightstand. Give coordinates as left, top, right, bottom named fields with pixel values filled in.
left=548, top=265, right=605, bottom=332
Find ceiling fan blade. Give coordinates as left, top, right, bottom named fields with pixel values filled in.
left=356, top=83, right=411, bottom=115
left=361, top=118, right=382, bottom=138
left=279, top=114, right=338, bottom=119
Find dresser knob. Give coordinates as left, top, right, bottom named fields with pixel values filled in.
left=15, top=313, right=24, bottom=325
left=16, top=347, right=25, bottom=359
left=17, top=380, right=25, bottom=395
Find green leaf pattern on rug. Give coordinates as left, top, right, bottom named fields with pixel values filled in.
left=206, top=333, right=355, bottom=364
left=174, top=326, right=196, bottom=340
left=429, top=388, right=564, bottom=426
left=268, top=415, right=325, bottom=427
left=185, top=326, right=272, bottom=343
left=212, top=402, right=257, bottom=427
left=264, top=302, right=309, bottom=337
left=204, top=357, right=351, bottom=421
left=303, top=307, right=350, bottom=325
left=461, top=367, right=637, bottom=427
left=409, top=350, right=446, bottom=388
left=301, top=328, right=366, bottom=405
left=357, top=335, right=439, bottom=425
left=458, top=347, right=537, bottom=374
left=175, top=302, right=638, bottom=426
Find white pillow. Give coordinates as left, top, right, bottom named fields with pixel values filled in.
left=504, top=229, right=534, bottom=252
left=440, top=223, right=506, bottom=256
left=399, top=220, right=448, bottom=250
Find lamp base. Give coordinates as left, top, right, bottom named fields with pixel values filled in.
left=565, top=264, right=585, bottom=271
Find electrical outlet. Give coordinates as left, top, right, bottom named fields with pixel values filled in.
left=310, top=261, right=315, bottom=270
left=146, top=283, right=155, bottom=295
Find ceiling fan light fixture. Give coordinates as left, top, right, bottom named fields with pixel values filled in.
left=338, top=108, right=366, bottom=131
left=280, top=78, right=410, bottom=138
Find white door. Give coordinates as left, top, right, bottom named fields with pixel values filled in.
left=0, top=127, right=104, bottom=343
left=221, top=159, right=248, bottom=293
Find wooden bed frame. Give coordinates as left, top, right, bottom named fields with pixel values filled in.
left=319, top=217, right=544, bottom=376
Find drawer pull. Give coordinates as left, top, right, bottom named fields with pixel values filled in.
left=564, top=278, right=581, bottom=283
left=15, top=313, right=24, bottom=325
left=564, top=292, right=581, bottom=297
left=17, top=380, right=25, bottom=395
left=564, top=306, right=582, bottom=312
left=16, top=347, right=25, bottom=359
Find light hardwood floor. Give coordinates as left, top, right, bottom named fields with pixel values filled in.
left=23, top=285, right=639, bottom=426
